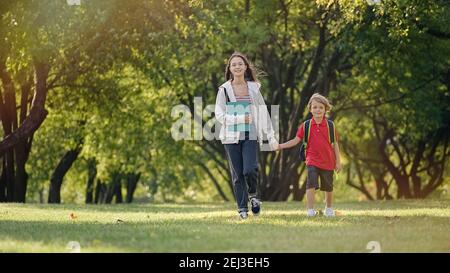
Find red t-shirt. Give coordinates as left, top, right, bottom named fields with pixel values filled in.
left=296, top=118, right=339, bottom=170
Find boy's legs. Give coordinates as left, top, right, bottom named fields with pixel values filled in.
left=318, top=168, right=335, bottom=216
left=325, top=191, right=333, bottom=208
left=324, top=191, right=335, bottom=217
left=306, top=188, right=316, bottom=209
left=306, top=166, right=320, bottom=216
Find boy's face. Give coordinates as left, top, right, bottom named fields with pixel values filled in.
left=310, top=100, right=326, bottom=119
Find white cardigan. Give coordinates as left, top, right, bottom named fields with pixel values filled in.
left=214, top=80, right=278, bottom=151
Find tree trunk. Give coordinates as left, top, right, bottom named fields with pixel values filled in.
left=0, top=62, right=49, bottom=156
left=195, top=159, right=229, bottom=201
left=292, top=161, right=307, bottom=202
left=293, top=179, right=307, bottom=201
left=3, top=152, right=15, bottom=202
left=115, top=182, right=122, bottom=204
left=13, top=79, right=34, bottom=203
left=85, top=158, right=97, bottom=204
left=105, top=172, right=121, bottom=204
left=0, top=161, right=6, bottom=201
left=48, top=145, right=82, bottom=203
left=125, top=172, right=140, bottom=203
left=14, top=140, right=30, bottom=203
left=39, top=188, right=44, bottom=203
left=0, top=61, right=50, bottom=202
left=94, top=179, right=107, bottom=204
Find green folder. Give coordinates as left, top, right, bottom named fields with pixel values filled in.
left=226, top=101, right=250, bottom=132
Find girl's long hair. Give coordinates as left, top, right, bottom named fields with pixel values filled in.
left=225, top=52, right=261, bottom=82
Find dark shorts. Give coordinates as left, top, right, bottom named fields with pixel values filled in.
left=306, top=165, right=334, bottom=192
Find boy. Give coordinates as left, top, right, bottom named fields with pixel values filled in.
left=277, top=93, right=341, bottom=217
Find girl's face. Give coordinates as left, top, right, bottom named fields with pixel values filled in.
left=310, top=100, right=326, bottom=119
left=229, top=56, right=247, bottom=79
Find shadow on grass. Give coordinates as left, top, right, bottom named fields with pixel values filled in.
left=1, top=209, right=449, bottom=252
left=2, top=199, right=448, bottom=215
left=0, top=203, right=236, bottom=214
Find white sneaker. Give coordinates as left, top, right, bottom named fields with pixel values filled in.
left=325, top=207, right=335, bottom=217
left=307, top=209, right=317, bottom=217
left=239, top=211, right=248, bottom=220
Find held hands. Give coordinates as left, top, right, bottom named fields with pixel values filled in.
left=275, top=143, right=282, bottom=151
left=269, top=143, right=280, bottom=152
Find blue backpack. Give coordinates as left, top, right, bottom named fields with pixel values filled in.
left=299, top=119, right=336, bottom=161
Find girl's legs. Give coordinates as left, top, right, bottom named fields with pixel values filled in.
left=241, top=139, right=258, bottom=198
left=224, top=142, right=247, bottom=213
left=242, top=139, right=260, bottom=214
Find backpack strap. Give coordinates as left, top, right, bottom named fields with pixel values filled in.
left=223, top=87, right=230, bottom=103
left=305, top=119, right=335, bottom=146
left=326, top=119, right=336, bottom=144
left=304, top=119, right=312, bottom=145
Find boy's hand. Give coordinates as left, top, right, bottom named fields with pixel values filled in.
left=335, top=161, right=342, bottom=173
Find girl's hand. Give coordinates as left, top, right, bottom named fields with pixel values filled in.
left=245, top=114, right=252, bottom=124
left=335, top=161, right=342, bottom=173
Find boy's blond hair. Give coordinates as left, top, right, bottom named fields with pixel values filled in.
left=307, top=93, right=332, bottom=112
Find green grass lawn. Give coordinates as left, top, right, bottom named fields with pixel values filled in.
left=0, top=200, right=449, bottom=253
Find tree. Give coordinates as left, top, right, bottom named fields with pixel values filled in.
left=1, top=0, right=174, bottom=202
left=139, top=0, right=449, bottom=200
left=332, top=0, right=450, bottom=199
left=142, top=0, right=356, bottom=201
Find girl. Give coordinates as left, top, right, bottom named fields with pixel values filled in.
left=215, top=52, right=278, bottom=219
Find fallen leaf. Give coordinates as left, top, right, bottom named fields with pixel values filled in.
left=70, top=213, right=77, bottom=220
left=384, top=215, right=400, bottom=220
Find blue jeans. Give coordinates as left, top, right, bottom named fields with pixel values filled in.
left=224, top=134, right=258, bottom=212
